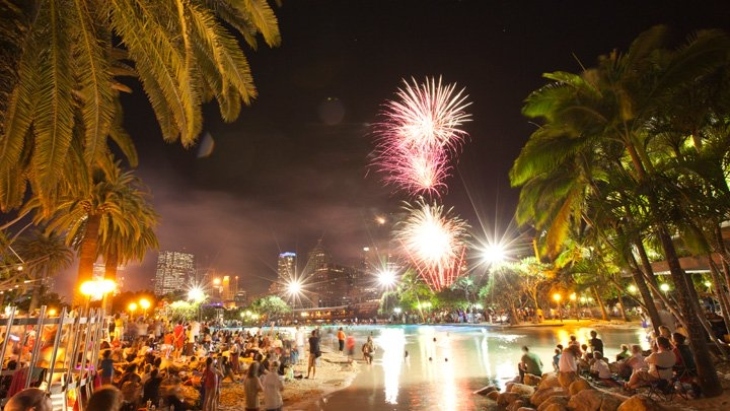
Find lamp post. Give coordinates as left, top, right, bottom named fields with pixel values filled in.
left=660, top=283, right=670, bottom=299
left=139, top=298, right=151, bottom=318
left=553, top=293, right=562, bottom=322
left=80, top=279, right=117, bottom=315
left=128, top=302, right=137, bottom=318
left=569, top=293, right=576, bottom=321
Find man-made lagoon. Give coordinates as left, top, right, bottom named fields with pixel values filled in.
left=306, top=323, right=647, bottom=411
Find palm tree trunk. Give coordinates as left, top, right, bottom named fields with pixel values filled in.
left=74, top=213, right=101, bottom=306
left=613, top=282, right=629, bottom=322
left=708, top=259, right=730, bottom=335
left=657, top=226, right=722, bottom=397
left=591, top=286, right=608, bottom=321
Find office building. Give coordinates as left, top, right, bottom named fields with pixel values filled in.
left=154, top=251, right=194, bottom=296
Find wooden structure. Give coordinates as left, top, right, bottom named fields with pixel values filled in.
left=0, top=306, right=105, bottom=411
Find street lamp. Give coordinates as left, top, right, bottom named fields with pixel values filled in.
left=627, top=284, right=637, bottom=294
left=660, top=283, right=670, bottom=297
left=553, top=293, right=562, bottom=322
left=139, top=298, right=151, bottom=318
left=128, top=302, right=137, bottom=317
left=80, top=279, right=117, bottom=314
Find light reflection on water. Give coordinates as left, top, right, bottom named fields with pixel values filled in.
left=308, top=324, right=649, bottom=411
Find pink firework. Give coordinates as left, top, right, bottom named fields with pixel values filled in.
left=372, top=76, right=471, bottom=197
left=395, top=199, right=470, bottom=291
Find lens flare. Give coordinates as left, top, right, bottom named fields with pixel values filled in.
left=395, top=199, right=470, bottom=291
left=371, top=76, right=471, bottom=197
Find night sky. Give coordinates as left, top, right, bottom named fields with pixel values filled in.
left=53, top=0, right=730, bottom=298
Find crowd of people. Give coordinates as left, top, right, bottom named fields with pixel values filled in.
left=1, top=314, right=372, bottom=411
left=519, top=326, right=700, bottom=397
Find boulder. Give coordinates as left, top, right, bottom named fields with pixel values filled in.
left=543, top=404, right=568, bottom=411
left=538, top=373, right=561, bottom=390
left=487, top=390, right=500, bottom=401
left=558, top=371, right=578, bottom=389
left=536, top=396, right=569, bottom=411
left=517, top=408, right=538, bottom=411
left=568, top=379, right=592, bottom=396
left=510, top=383, right=536, bottom=397
left=509, top=399, right=526, bottom=411
left=616, top=396, right=664, bottom=411
left=497, top=392, right=521, bottom=407
left=566, top=389, right=623, bottom=411
left=524, top=373, right=543, bottom=386
left=473, top=385, right=498, bottom=396
left=530, top=387, right=565, bottom=407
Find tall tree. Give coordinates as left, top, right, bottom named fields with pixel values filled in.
left=512, top=26, right=730, bottom=396
left=14, top=229, right=73, bottom=312
left=0, top=0, right=281, bottom=212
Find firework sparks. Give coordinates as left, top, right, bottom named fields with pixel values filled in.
left=371, top=76, right=471, bottom=197
left=395, top=199, right=470, bottom=291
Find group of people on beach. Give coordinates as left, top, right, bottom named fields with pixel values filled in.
left=518, top=326, right=700, bottom=397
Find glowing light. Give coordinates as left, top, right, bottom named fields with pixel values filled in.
left=128, top=302, right=137, bottom=313
left=553, top=293, right=561, bottom=303
left=377, top=269, right=398, bottom=288
left=187, top=286, right=206, bottom=304
left=569, top=293, right=576, bottom=301
left=79, top=279, right=116, bottom=301
left=287, top=280, right=302, bottom=296
left=481, top=243, right=506, bottom=265
left=371, top=76, right=471, bottom=197
left=660, top=283, right=670, bottom=293
left=704, top=281, right=712, bottom=289
left=627, top=285, right=637, bottom=294
left=139, top=298, right=151, bottom=311
left=396, top=199, right=469, bottom=291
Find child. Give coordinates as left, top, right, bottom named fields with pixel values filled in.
left=552, top=345, right=562, bottom=372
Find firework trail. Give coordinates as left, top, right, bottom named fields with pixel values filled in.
left=372, top=76, right=471, bottom=197
left=395, top=199, right=470, bottom=291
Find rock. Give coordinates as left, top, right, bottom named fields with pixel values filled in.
left=543, top=404, right=568, bottom=411
left=530, top=387, right=565, bottom=407
left=497, top=392, right=521, bottom=407
left=568, top=379, right=592, bottom=396
left=538, top=373, right=561, bottom=390
left=517, top=408, right=538, bottom=411
left=510, top=383, right=536, bottom=397
left=566, top=389, right=623, bottom=411
left=616, top=396, right=664, bottom=411
left=537, top=395, right=569, bottom=411
left=506, top=382, right=516, bottom=392
left=524, top=373, right=543, bottom=386
left=509, top=399, right=525, bottom=411
left=557, top=371, right=578, bottom=389
left=487, top=390, right=500, bottom=401
left=474, top=385, right=498, bottom=396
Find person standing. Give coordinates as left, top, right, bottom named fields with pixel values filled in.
left=294, top=326, right=306, bottom=366
left=261, top=361, right=284, bottom=411
left=337, top=328, right=346, bottom=353
left=202, top=357, right=218, bottom=411
left=306, top=330, right=320, bottom=379
left=345, top=334, right=356, bottom=363
left=243, top=362, right=263, bottom=411
left=588, top=330, right=604, bottom=355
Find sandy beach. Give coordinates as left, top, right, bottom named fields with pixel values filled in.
left=218, top=347, right=359, bottom=410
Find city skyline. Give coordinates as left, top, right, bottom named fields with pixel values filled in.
left=48, top=0, right=730, bottom=299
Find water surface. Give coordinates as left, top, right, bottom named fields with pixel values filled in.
left=304, top=323, right=647, bottom=411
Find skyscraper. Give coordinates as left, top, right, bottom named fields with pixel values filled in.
left=154, top=251, right=194, bottom=296
left=277, top=252, right=297, bottom=281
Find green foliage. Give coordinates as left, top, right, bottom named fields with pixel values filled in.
left=251, top=295, right=291, bottom=317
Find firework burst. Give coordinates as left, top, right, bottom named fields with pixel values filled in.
left=395, top=199, right=470, bottom=291
left=371, top=76, right=471, bottom=197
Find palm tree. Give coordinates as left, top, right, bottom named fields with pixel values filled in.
left=37, top=158, right=157, bottom=304
left=0, top=0, right=280, bottom=212
left=512, top=26, right=730, bottom=396
left=14, top=229, right=73, bottom=312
